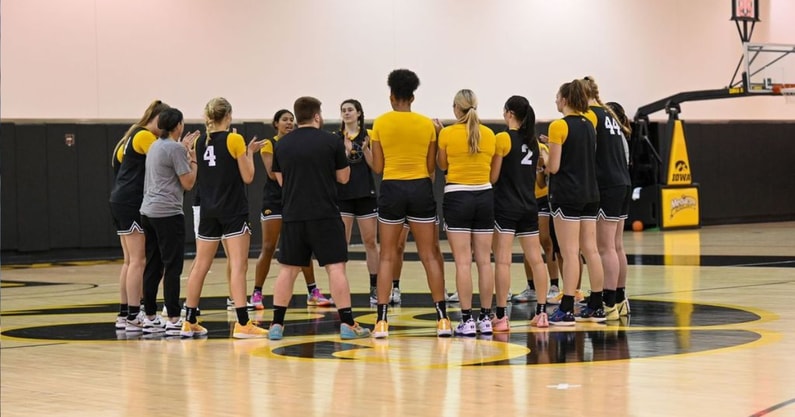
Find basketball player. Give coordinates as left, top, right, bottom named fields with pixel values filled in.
left=545, top=80, right=605, bottom=325
left=492, top=96, right=550, bottom=330
left=267, top=96, right=371, bottom=340
left=336, top=100, right=382, bottom=303
left=370, top=69, right=452, bottom=338
left=582, top=77, right=631, bottom=321
left=182, top=97, right=269, bottom=339
left=110, top=100, right=169, bottom=332
left=140, top=108, right=200, bottom=335
left=436, top=89, right=498, bottom=336
left=251, top=109, right=331, bottom=310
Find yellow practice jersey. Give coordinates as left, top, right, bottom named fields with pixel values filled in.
left=438, top=124, right=496, bottom=185
left=260, top=135, right=279, bottom=156
left=371, top=111, right=436, bottom=180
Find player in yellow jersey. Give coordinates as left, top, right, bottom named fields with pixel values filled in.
left=110, top=100, right=169, bottom=332
left=437, top=89, right=498, bottom=336
left=370, top=69, right=451, bottom=338
left=545, top=80, right=605, bottom=326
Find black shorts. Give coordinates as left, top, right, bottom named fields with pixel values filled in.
left=278, top=218, right=348, bottom=267
left=378, top=178, right=437, bottom=225
left=260, top=203, right=283, bottom=222
left=537, top=196, right=551, bottom=217
left=495, top=210, right=539, bottom=237
left=442, top=188, right=494, bottom=234
left=339, top=196, right=377, bottom=219
left=110, top=203, right=144, bottom=235
left=197, top=214, right=251, bottom=241
left=598, top=186, right=630, bottom=221
left=550, top=200, right=599, bottom=221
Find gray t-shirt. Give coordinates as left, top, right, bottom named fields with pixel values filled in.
left=140, top=138, right=192, bottom=218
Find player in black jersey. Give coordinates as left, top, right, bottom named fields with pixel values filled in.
left=583, top=77, right=632, bottom=321
left=109, top=100, right=170, bottom=332
left=182, top=97, right=268, bottom=339
left=267, top=96, right=371, bottom=340
left=492, top=96, right=550, bottom=330
left=545, top=80, right=605, bottom=326
left=336, top=99, right=382, bottom=303
left=251, top=109, right=330, bottom=310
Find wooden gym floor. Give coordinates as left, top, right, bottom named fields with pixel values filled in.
left=1, top=222, right=794, bottom=417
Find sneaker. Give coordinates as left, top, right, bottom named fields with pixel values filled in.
left=577, top=291, right=590, bottom=306
left=617, top=298, right=631, bottom=316
left=268, top=323, right=284, bottom=340
left=491, top=315, right=510, bottom=332
left=369, top=287, right=378, bottom=305
left=446, top=291, right=459, bottom=302
left=549, top=289, right=586, bottom=305
left=115, top=315, right=126, bottom=329
left=180, top=321, right=208, bottom=338
left=547, top=285, right=561, bottom=305
left=340, top=322, right=371, bottom=339
left=548, top=308, right=576, bottom=326
left=507, top=291, right=513, bottom=302
left=373, top=320, right=389, bottom=339
left=530, top=312, right=549, bottom=328
left=455, top=318, right=477, bottom=337
left=227, top=298, right=255, bottom=311
left=307, top=288, right=333, bottom=307
left=476, top=317, right=493, bottom=335
left=250, top=290, right=264, bottom=310
left=233, top=320, right=268, bottom=339
left=390, top=288, right=401, bottom=304
left=604, top=304, right=620, bottom=321
left=436, top=317, right=453, bottom=337
left=142, top=315, right=166, bottom=334
left=125, top=317, right=144, bottom=332
left=512, top=286, right=537, bottom=303
left=164, top=319, right=183, bottom=336
left=576, top=306, right=607, bottom=323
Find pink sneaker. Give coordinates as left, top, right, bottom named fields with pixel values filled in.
left=491, top=315, right=510, bottom=332
left=530, top=312, right=549, bottom=328
left=250, top=290, right=264, bottom=310
left=307, top=288, right=333, bottom=307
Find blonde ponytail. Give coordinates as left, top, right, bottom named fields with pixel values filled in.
left=453, top=89, right=481, bottom=154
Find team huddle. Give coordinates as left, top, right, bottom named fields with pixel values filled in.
left=109, top=69, right=632, bottom=340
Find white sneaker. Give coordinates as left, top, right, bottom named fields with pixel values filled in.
left=390, top=288, right=401, bottom=304
left=446, top=291, right=459, bottom=302
left=369, top=287, right=378, bottom=304
left=506, top=291, right=513, bottom=302
left=164, top=318, right=184, bottom=336
left=476, top=317, right=493, bottom=335
left=227, top=298, right=255, bottom=311
left=455, top=318, right=477, bottom=337
left=547, top=285, right=561, bottom=305
left=115, top=315, right=126, bottom=329
left=143, top=316, right=166, bottom=334
left=125, top=317, right=144, bottom=333
left=512, top=286, right=537, bottom=303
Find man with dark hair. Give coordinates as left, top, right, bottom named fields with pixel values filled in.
left=268, top=96, right=371, bottom=340
left=140, top=108, right=200, bottom=336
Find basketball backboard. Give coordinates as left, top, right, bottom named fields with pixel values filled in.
left=744, top=43, right=795, bottom=94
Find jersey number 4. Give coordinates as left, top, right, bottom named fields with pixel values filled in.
left=520, top=144, right=534, bottom=166
left=605, top=116, right=621, bottom=135
left=203, top=146, right=217, bottom=167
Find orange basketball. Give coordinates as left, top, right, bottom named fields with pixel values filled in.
left=632, top=220, right=644, bottom=232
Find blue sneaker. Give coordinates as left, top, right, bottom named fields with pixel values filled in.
left=268, top=324, right=284, bottom=340
left=576, top=306, right=607, bottom=323
left=340, top=322, right=371, bottom=339
left=548, top=308, right=576, bottom=326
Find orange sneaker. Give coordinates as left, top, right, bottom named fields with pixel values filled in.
left=233, top=320, right=268, bottom=339
left=373, top=320, right=389, bottom=339
left=436, top=317, right=453, bottom=337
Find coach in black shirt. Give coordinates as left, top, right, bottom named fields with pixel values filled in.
left=267, top=96, right=371, bottom=340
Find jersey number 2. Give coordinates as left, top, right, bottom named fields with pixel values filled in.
left=520, top=144, right=534, bottom=166
left=203, top=146, right=217, bottom=167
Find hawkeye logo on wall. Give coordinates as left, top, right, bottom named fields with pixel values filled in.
left=670, top=194, right=697, bottom=218
left=667, top=121, right=693, bottom=186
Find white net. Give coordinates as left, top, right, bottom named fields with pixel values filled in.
left=783, top=88, right=795, bottom=104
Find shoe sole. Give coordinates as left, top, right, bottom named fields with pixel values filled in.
left=143, top=328, right=166, bottom=334
left=549, top=320, right=576, bottom=326
left=341, top=333, right=371, bottom=340
left=437, top=331, right=453, bottom=337
left=233, top=333, right=268, bottom=339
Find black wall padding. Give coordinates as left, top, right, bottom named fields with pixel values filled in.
left=46, top=124, right=81, bottom=249
left=13, top=125, right=50, bottom=251
left=1, top=123, right=19, bottom=251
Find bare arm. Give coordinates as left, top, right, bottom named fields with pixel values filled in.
left=275, top=172, right=283, bottom=187
left=546, top=142, right=561, bottom=174
left=427, top=141, right=438, bottom=180
left=371, top=141, right=384, bottom=174
left=490, top=155, right=503, bottom=184
left=362, top=136, right=374, bottom=169
left=261, top=152, right=276, bottom=180
left=237, top=137, right=265, bottom=184
left=336, top=166, right=351, bottom=184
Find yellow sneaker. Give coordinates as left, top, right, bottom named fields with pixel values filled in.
left=604, top=304, right=620, bottom=321
left=436, top=317, right=453, bottom=338
left=233, top=320, right=268, bottom=339
left=617, top=299, right=631, bottom=316
left=373, top=320, right=389, bottom=339
left=180, top=321, right=208, bottom=338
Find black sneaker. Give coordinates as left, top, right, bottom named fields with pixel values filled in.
left=576, top=306, right=606, bottom=323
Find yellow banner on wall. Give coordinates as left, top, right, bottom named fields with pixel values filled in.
left=660, top=186, right=700, bottom=229
left=667, top=120, right=693, bottom=186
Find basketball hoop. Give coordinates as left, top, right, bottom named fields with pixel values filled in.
left=783, top=88, right=795, bottom=104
